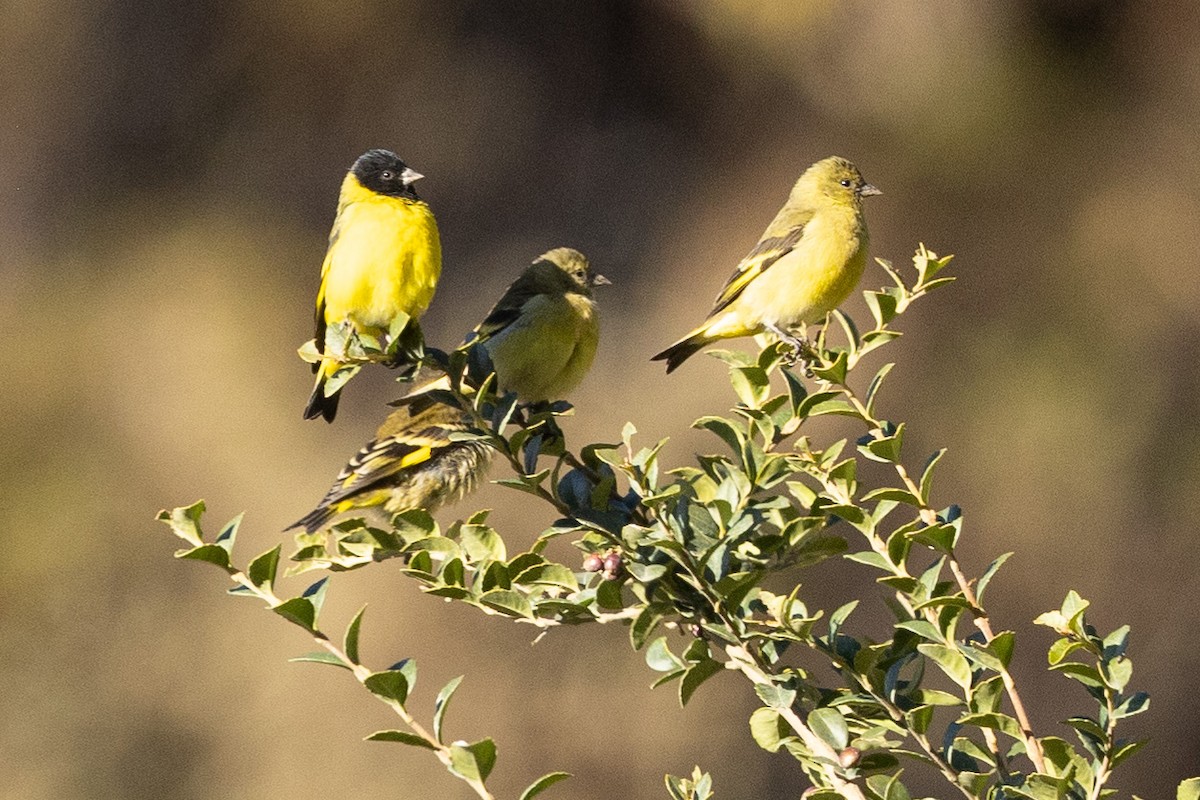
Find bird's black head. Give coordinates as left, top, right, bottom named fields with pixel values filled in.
left=351, top=149, right=424, bottom=199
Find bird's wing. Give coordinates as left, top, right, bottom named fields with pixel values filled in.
left=468, top=271, right=546, bottom=344
left=707, top=224, right=808, bottom=317
left=316, top=430, right=441, bottom=508
left=312, top=213, right=346, bottom=356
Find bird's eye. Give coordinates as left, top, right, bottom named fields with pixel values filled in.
left=839, top=179, right=853, bottom=188
left=380, top=170, right=395, bottom=181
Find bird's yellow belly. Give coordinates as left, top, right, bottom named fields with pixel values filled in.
left=323, top=200, right=442, bottom=333
left=487, top=294, right=599, bottom=401
left=731, top=217, right=867, bottom=332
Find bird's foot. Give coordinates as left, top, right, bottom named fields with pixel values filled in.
left=765, top=322, right=817, bottom=377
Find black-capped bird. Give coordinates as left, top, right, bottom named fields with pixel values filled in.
left=289, top=247, right=605, bottom=532
left=303, top=149, right=442, bottom=422
left=652, top=156, right=880, bottom=373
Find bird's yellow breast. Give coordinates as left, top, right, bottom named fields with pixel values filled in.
left=321, top=182, right=442, bottom=333
left=719, top=205, right=867, bottom=334
left=486, top=292, right=599, bottom=402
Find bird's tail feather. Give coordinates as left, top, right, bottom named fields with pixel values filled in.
left=285, top=504, right=335, bottom=535
left=303, top=366, right=341, bottom=422
left=651, top=330, right=711, bottom=374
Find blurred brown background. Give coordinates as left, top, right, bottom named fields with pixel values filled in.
left=4, top=0, right=1199, bottom=797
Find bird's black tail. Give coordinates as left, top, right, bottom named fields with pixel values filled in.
left=285, top=504, right=334, bottom=535
left=303, top=371, right=341, bottom=422
left=651, top=332, right=709, bottom=374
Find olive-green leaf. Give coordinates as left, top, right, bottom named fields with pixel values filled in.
left=364, top=669, right=410, bottom=706
left=478, top=589, right=534, bottom=619
left=247, top=545, right=281, bottom=590
left=273, top=597, right=316, bottom=632
left=749, top=706, right=791, bottom=752
left=519, top=772, right=572, bottom=800
left=807, top=707, right=849, bottom=750
left=917, top=643, right=972, bottom=691
left=366, top=730, right=437, bottom=749
left=344, top=605, right=366, bottom=665
left=434, top=675, right=464, bottom=743
left=449, top=738, right=497, bottom=784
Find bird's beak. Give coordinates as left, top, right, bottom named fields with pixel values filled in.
left=401, top=167, right=424, bottom=185
left=592, top=274, right=612, bottom=287
left=860, top=183, right=882, bottom=197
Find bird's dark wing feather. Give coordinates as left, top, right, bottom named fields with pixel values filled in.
left=707, top=224, right=806, bottom=317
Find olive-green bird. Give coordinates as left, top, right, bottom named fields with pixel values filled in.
left=304, top=149, right=442, bottom=423
left=652, top=156, right=880, bottom=373
left=464, top=246, right=607, bottom=402
left=288, top=247, right=605, bottom=533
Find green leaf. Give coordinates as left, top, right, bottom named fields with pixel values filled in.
left=862, top=487, right=921, bottom=506
left=957, top=711, right=1023, bottom=740
left=289, top=651, right=350, bottom=670
left=364, top=669, right=410, bottom=706
left=730, top=366, right=771, bottom=408
left=630, top=605, right=669, bottom=651
left=748, top=706, right=791, bottom=752
left=1050, top=662, right=1105, bottom=688
left=918, top=449, right=946, bottom=505
left=866, top=772, right=912, bottom=800
left=861, top=423, right=905, bottom=464
left=917, top=643, right=972, bottom=691
left=273, top=597, right=316, bottom=632
left=519, top=772, right=572, bottom=800
left=754, top=682, right=797, bottom=710
left=176, top=543, right=232, bottom=570
left=514, top=563, right=579, bottom=592
left=158, top=501, right=207, bottom=546
left=646, top=637, right=684, bottom=672
left=906, top=705, right=934, bottom=735
left=461, top=523, right=507, bottom=562
left=478, top=589, right=534, bottom=619
left=434, top=675, right=464, bottom=743
left=975, top=552, right=1012, bottom=605
left=366, top=730, right=437, bottom=749
left=1110, top=739, right=1147, bottom=767
left=808, top=707, right=849, bottom=749
left=213, top=512, right=242, bottom=554
left=1103, top=656, right=1133, bottom=691
left=1113, top=691, right=1149, bottom=719
left=344, top=605, right=366, bottom=665
left=247, top=545, right=281, bottom=590
left=811, top=350, right=849, bottom=385
left=679, top=657, right=723, bottom=706
left=865, top=290, right=899, bottom=328
left=1048, top=637, right=1087, bottom=666
left=895, top=619, right=943, bottom=643
left=449, top=738, right=497, bottom=783
left=1177, top=777, right=1200, bottom=800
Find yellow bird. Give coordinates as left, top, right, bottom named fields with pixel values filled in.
left=289, top=247, right=605, bottom=533
left=304, top=149, right=442, bottom=422
left=652, top=156, right=880, bottom=373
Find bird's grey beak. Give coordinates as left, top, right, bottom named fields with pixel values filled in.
left=592, top=274, right=612, bottom=287
left=860, top=183, right=882, bottom=197
left=401, top=167, right=424, bottom=185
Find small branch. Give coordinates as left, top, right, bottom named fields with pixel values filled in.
left=725, top=646, right=867, bottom=800
left=823, top=368, right=1048, bottom=775
left=226, top=571, right=497, bottom=800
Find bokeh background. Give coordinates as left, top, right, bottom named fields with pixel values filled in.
left=4, top=1, right=1199, bottom=797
